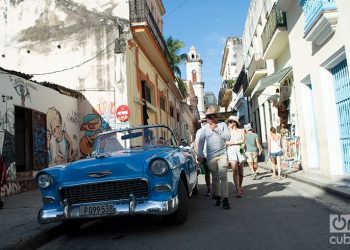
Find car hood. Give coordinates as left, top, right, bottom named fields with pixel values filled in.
left=56, top=147, right=172, bottom=185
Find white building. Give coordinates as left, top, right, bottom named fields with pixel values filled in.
left=240, top=0, right=350, bottom=179
left=278, top=0, right=350, bottom=177
left=219, top=37, right=249, bottom=125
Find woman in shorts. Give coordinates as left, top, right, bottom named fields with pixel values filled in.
left=268, top=127, right=283, bottom=180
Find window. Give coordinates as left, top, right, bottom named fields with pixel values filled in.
left=145, top=84, right=152, bottom=104
left=160, top=97, right=166, bottom=111
left=192, top=70, right=197, bottom=82
left=170, top=105, right=174, bottom=117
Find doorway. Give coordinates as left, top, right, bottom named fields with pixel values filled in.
left=15, top=106, right=47, bottom=172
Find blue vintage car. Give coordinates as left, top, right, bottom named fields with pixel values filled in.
left=36, top=125, right=198, bottom=232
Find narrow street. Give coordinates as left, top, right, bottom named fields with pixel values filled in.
left=37, top=168, right=349, bottom=250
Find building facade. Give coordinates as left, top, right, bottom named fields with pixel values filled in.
left=278, top=0, right=350, bottom=177
left=0, top=0, right=190, bottom=197
left=219, top=37, right=249, bottom=125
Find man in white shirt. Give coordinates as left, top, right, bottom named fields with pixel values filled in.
left=197, top=107, right=231, bottom=209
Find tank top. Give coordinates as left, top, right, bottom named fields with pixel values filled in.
left=270, top=134, right=282, bottom=153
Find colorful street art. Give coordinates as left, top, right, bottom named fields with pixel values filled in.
left=32, top=111, right=47, bottom=169
left=79, top=101, right=115, bottom=157
left=47, top=107, right=78, bottom=166
left=0, top=112, right=17, bottom=197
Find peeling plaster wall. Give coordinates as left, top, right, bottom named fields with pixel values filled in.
left=0, top=0, right=131, bottom=158
left=0, top=0, right=128, bottom=90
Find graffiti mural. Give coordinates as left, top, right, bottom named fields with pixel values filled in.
left=0, top=108, right=16, bottom=197
left=95, top=101, right=117, bottom=130
left=47, top=107, right=78, bottom=166
left=10, top=77, right=37, bottom=106
left=67, top=110, right=79, bottom=125
left=32, top=111, right=47, bottom=169
left=80, top=113, right=110, bottom=157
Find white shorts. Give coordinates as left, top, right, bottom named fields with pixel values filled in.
left=227, top=146, right=246, bottom=163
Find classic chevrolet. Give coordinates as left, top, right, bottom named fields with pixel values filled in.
left=36, top=125, right=198, bottom=233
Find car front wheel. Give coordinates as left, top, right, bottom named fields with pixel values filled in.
left=164, top=179, right=188, bottom=225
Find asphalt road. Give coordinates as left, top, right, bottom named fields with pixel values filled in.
left=38, top=168, right=350, bottom=250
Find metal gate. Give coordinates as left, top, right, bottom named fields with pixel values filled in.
left=332, top=59, right=350, bottom=173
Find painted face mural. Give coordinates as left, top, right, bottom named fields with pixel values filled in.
left=116, top=105, right=130, bottom=122
left=47, top=107, right=78, bottom=166
left=80, top=114, right=110, bottom=157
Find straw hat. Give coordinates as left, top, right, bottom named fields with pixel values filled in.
left=205, top=106, right=218, bottom=116
left=226, top=115, right=240, bottom=125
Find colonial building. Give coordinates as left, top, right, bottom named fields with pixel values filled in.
left=218, top=37, right=249, bottom=125
left=239, top=0, right=350, bottom=179
left=0, top=0, right=190, bottom=197
left=277, top=0, right=350, bottom=177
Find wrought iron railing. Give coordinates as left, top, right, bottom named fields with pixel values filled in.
left=298, top=0, right=337, bottom=33
left=262, top=4, right=287, bottom=53
left=129, top=0, right=170, bottom=60
left=247, top=53, right=266, bottom=82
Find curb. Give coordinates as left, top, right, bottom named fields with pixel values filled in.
left=259, top=163, right=350, bottom=201
left=285, top=173, right=350, bottom=201
left=2, top=224, right=64, bottom=250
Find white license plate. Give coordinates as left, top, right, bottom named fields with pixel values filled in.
left=79, top=203, right=115, bottom=217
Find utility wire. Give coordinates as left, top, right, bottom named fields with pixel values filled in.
left=165, top=0, right=189, bottom=17
left=28, top=39, right=117, bottom=76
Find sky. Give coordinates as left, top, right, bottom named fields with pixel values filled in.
left=162, top=0, right=250, bottom=98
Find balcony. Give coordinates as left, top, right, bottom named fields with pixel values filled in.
left=262, top=4, right=288, bottom=60
left=129, top=0, right=174, bottom=83
left=245, top=53, right=267, bottom=96
left=298, top=0, right=338, bottom=45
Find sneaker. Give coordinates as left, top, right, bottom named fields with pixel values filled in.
left=252, top=172, right=256, bottom=180
left=222, top=198, right=230, bottom=209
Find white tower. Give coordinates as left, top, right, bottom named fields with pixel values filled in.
left=186, top=46, right=205, bottom=118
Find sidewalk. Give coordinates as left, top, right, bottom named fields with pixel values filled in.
left=259, top=162, right=350, bottom=200
left=0, top=189, right=63, bottom=250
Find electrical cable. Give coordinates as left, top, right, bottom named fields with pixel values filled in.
left=27, top=39, right=117, bottom=76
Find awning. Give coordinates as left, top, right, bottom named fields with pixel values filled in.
left=251, top=66, right=292, bottom=97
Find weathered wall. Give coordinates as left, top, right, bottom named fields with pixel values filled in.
left=0, top=70, right=79, bottom=197
left=0, top=0, right=131, bottom=158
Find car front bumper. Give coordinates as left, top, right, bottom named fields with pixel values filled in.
left=38, top=195, right=179, bottom=224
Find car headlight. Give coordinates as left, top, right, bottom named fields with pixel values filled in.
left=150, top=159, right=169, bottom=176
left=37, top=173, right=53, bottom=189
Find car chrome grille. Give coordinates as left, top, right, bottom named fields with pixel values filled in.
left=60, top=179, right=149, bottom=205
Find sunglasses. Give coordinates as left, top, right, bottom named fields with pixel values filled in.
left=206, top=115, right=216, bottom=119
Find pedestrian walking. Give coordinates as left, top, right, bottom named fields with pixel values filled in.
left=244, top=123, right=263, bottom=180
left=194, top=117, right=212, bottom=197
left=268, top=127, right=283, bottom=180
left=226, top=116, right=246, bottom=198
left=197, top=106, right=231, bottom=209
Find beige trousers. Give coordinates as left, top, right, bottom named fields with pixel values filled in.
left=207, top=154, right=229, bottom=198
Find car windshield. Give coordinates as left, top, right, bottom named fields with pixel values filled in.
left=92, top=125, right=177, bottom=155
